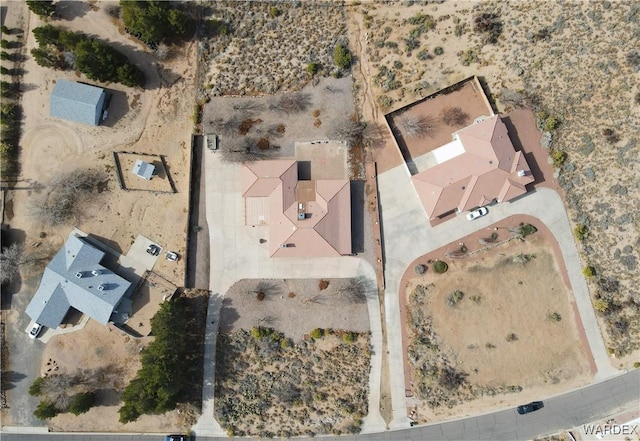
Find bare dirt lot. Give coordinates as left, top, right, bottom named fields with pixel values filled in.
left=216, top=278, right=371, bottom=437
left=348, top=0, right=640, bottom=362
left=221, top=278, right=370, bottom=341
left=403, top=233, right=591, bottom=423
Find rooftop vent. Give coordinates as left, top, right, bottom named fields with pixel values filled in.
left=517, top=170, right=527, bottom=177
left=75, top=272, right=83, bottom=279
left=97, top=284, right=105, bottom=292
left=91, top=269, right=101, bottom=276
left=297, top=202, right=305, bottom=220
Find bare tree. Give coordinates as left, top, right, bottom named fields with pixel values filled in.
left=31, top=169, right=108, bottom=226
left=336, top=276, right=374, bottom=304
left=499, top=89, right=528, bottom=108
left=441, top=107, right=469, bottom=126
left=330, top=119, right=366, bottom=146
left=41, top=374, right=76, bottom=411
left=210, top=115, right=242, bottom=136
left=220, top=137, right=274, bottom=163
left=0, top=243, right=25, bottom=285
left=269, top=92, right=312, bottom=114
left=232, top=100, right=265, bottom=115
left=396, top=113, right=436, bottom=138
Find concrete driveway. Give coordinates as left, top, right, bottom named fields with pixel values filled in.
left=193, top=152, right=386, bottom=436
left=377, top=162, right=620, bottom=429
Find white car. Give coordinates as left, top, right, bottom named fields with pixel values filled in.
left=466, top=206, right=488, bottom=221
left=165, top=251, right=179, bottom=262
left=28, top=323, right=43, bottom=339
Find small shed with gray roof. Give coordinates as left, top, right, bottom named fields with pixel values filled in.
left=25, top=232, right=132, bottom=329
left=132, top=159, right=156, bottom=180
left=50, top=79, right=106, bottom=126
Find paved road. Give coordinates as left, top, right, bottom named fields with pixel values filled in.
left=377, top=163, right=620, bottom=428
left=192, top=152, right=385, bottom=435
left=3, top=369, right=638, bottom=440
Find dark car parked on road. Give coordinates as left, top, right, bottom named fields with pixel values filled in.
left=517, top=401, right=544, bottom=415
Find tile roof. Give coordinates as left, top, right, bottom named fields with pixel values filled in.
left=241, top=160, right=352, bottom=257
left=411, top=115, right=534, bottom=219
left=50, top=79, right=106, bottom=126
left=25, top=233, right=131, bottom=329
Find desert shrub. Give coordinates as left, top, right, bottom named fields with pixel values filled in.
left=447, top=290, right=464, bottom=306
left=280, top=337, right=291, bottom=349
left=470, top=295, right=481, bottom=304
left=593, top=298, right=609, bottom=313
left=583, top=266, right=595, bottom=277
left=333, top=43, right=351, bottom=70
left=438, top=366, right=467, bottom=390
left=519, top=223, right=538, bottom=237
left=393, top=60, right=403, bottom=69
left=634, top=362, right=640, bottom=369
left=34, top=401, right=59, bottom=420
left=543, top=116, right=560, bottom=131
left=310, top=328, right=324, bottom=339
left=441, top=107, right=469, bottom=126
left=69, top=392, right=96, bottom=415
left=378, top=95, right=393, bottom=109
left=473, top=12, right=503, bottom=44
left=385, top=41, right=398, bottom=49
left=574, top=224, right=589, bottom=241
left=318, top=280, right=329, bottom=290
left=434, top=46, right=444, bottom=55
left=485, top=342, right=496, bottom=349
left=414, top=264, right=427, bottom=275
left=551, top=149, right=567, bottom=167
left=269, top=6, right=281, bottom=18
left=433, top=260, right=448, bottom=274
left=307, top=62, right=320, bottom=76
left=506, top=333, right=518, bottom=342
left=548, top=312, right=562, bottom=322
left=635, top=92, right=640, bottom=105
left=251, top=326, right=270, bottom=340
left=625, top=50, right=640, bottom=72
left=460, top=48, right=479, bottom=66
left=602, top=128, right=619, bottom=144
left=598, top=277, right=619, bottom=293
left=342, top=332, right=357, bottom=343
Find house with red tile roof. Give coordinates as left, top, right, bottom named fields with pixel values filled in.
left=241, top=160, right=352, bottom=257
left=411, top=115, right=534, bottom=220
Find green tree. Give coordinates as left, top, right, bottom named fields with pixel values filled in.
left=333, top=44, right=351, bottom=70
left=30, top=47, right=66, bottom=69
left=27, top=1, right=56, bottom=18
left=120, top=1, right=193, bottom=44
left=116, top=64, right=144, bottom=87
left=29, top=377, right=45, bottom=396
left=32, top=25, right=61, bottom=46
left=33, top=401, right=59, bottom=420
left=69, top=392, right=96, bottom=415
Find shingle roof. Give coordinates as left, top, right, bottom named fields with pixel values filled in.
left=411, top=115, right=534, bottom=219
left=132, top=159, right=155, bottom=180
left=50, top=79, right=106, bottom=126
left=25, top=233, right=131, bottom=329
left=241, top=160, right=352, bottom=257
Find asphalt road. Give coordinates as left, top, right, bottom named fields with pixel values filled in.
left=3, top=369, right=638, bottom=441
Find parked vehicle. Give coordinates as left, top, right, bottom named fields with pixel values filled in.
left=517, top=401, right=544, bottom=415
left=165, top=251, right=179, bottom=262
left=165, top=435, right=189, bottom=441
left=466, top=206, right=488, bottom=221
left=28, top=323, right=43, bottom=339
left=146, top=244, right=160, bottom=256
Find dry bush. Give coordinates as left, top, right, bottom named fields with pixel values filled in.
left=30, top=168, right=108, bottom=226
left=441, top=107, right=469, bottom=126
left=330, top=119, right=366, bottom=146
left=318, top=280, right=329, bottom=290
left=0, top=242, right=25, bottom=285
left=396, top=113, right=436, bottom=138
left=269, top=92, right=312, bottom=114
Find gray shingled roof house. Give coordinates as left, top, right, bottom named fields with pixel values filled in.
left=25, top=233, right=132, bottom=329
left=50, top=79, right=106, bottom=126
left=132, top=159, right=155, bottom=180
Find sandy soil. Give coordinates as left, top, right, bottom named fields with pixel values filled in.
left=401, top=223, right=592, bottom=423
left=348, top=0, right=639, bottom=361
left=3, top=1, right=196, bottom=432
